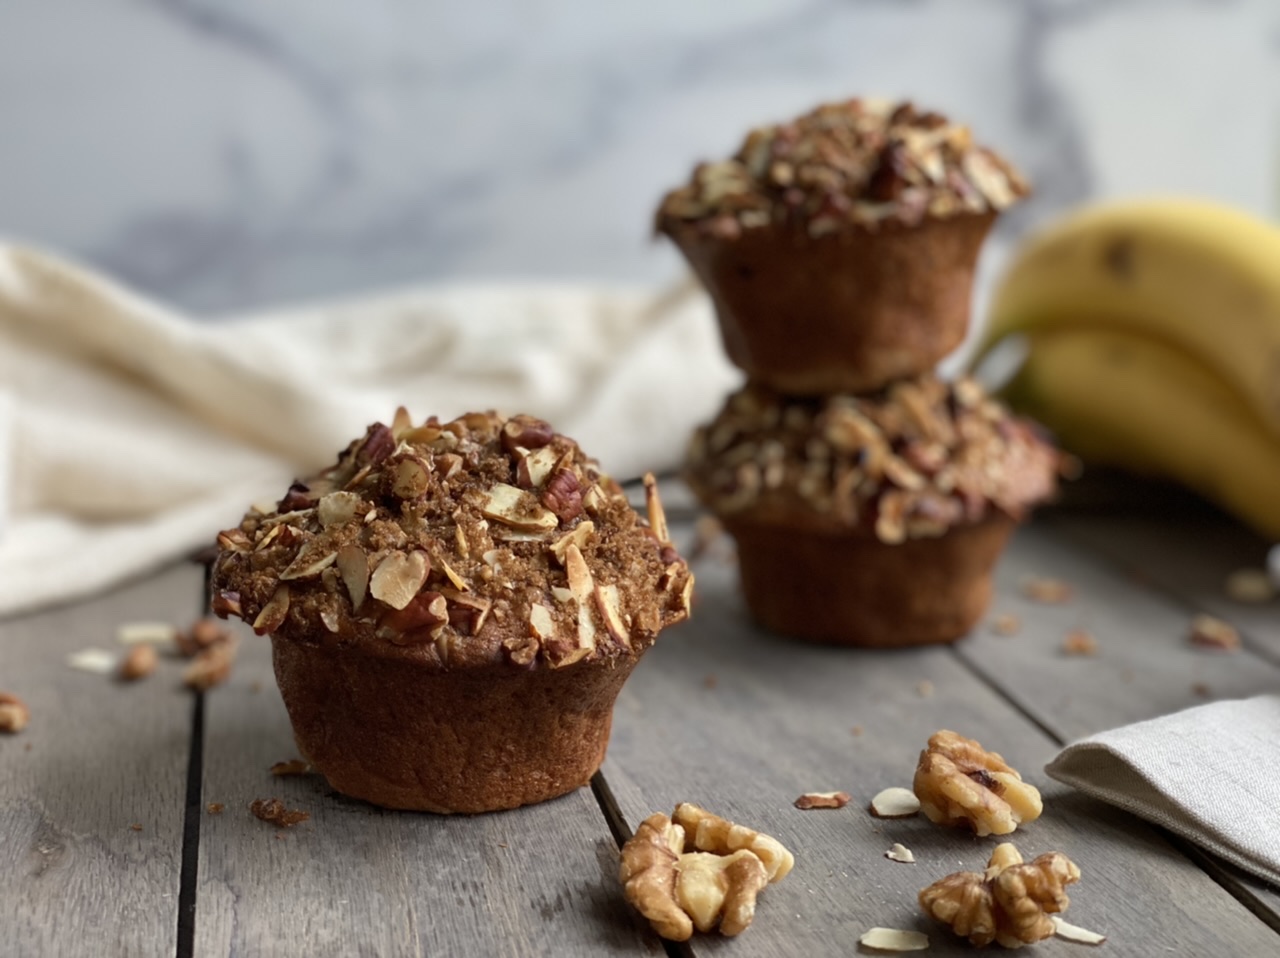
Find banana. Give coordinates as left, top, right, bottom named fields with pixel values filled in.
left=1001, top=327, right=1280, bottom=539
left=978, top=198, right=1280, bottom=439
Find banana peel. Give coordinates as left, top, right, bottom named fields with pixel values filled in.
left=1000, top=327, right=1280, bottom=539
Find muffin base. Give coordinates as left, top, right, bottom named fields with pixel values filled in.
left=726, top=513, right=1015, bottom=647
left=665, top=212, right=996, bottom=395
left=271, top=639, right=636, bottom=813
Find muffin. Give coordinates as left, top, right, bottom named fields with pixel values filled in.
left=657, top=99, right=1028, bottom=395
left=211, top=409, right=692, bottom=813
left=685, top=376, right=1058, bottom=647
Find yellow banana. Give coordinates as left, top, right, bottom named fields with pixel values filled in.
left=1001, top=328, right=1280, bottom=539
left=979, top=198, right=1280, bottom=439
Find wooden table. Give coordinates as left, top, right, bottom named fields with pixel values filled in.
left=3, top=482, right=1279, bottom=957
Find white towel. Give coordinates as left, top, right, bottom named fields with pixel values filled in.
left=0, top=245, right=738, bottom=616
left=1046, top=695, right=1280, bottom=886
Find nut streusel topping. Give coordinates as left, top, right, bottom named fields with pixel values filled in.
left=212, top=409, right=692, bottom=671
left=657, top=98, right=1028, bottom=240
left=685, top=376, right=1060, bottom=543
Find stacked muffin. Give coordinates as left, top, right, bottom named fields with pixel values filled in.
left=657, top=99, right=1060, bottom=647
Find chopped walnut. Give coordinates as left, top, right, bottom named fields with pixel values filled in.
left=183, top=637, right=240, bottom=691
left=0, top=692, right=30, bottom=733
left=175, top=618, right=232, bottom=657
left=913, top=731, right=1042, bottom=837
left=619, top=805, right=793, bottom=941
left=249, top=798, right=310, bottom=828
left=119, top=644, right=159, bottom=681
left=920, top=842, right=1081, bottom=948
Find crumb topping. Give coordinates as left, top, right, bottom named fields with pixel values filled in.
left=211, top=409, right=693, bottom=671
left=685, top=376, right=1059, bottom=543
left=657, top=98, right=1028, bottom=239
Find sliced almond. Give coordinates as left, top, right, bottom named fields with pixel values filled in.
left=529, top=603, right=556, bottom=641
left=859, top=927, right=928, bottom=952
left=1224, top=568, right=1275, bottom=603
left=794, top=791, right=850, bottom=810
left=317, top=491, right=362, bottom=528
left=643, top=473, right=669, bottom=544
left=370, top=552, right=430, bottom=611
left=550, top=521, right=595, bottom=564
left=1052, top=917, right=1107, bottom=945
left=116, top=622, right=177, bottom=647
left=593, top=583, right=631, bottom=649
left=252, top=585, right=291, bottom=635
left=564, top=544, right=597, bottom=652
left=391, top=457, right=431, bottom=499
left=478, top=483, right=558, bottom=532
left=390, top=405, right=413, bottom=438
left=547, top=645, right=591, bottom=669
left=440, top=590, right=492, bottom=636
left=336, top=546, right=370, bottom=611
left=278, top=545, right=338, bottom=581
left=320, top=608, right=340, bottom=633
left=216, top=529, right=252, bottom=553
left=884, top=843, right=915, bottom=864
left=582, top=483, right=608, bottom=516
left=438, top=557, right=469, bottom=592
left=551, top=586, right=573, bottom=604
left=516, top=446, right=560, bottom=489
left=869, top=787, right=920, bottom=819
left=1189, top=614, right=1240, bottom=651
left=67, top=648, right=118, bottom=675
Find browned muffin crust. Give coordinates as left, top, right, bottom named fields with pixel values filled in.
left=212, top=409, right=692, bottom=672
left=656, top=98, right=1028, bottom=240
left=685, top=376, right=1060, bottom=543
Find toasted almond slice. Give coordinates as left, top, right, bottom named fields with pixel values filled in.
left=869, top=787, right=920, bottom=819
left=794, top=791, right=850, bottom=810
left=370, top=552, right=430, bottom=610
left=564, top=544, right=597, bottom=651
left=551, top=586, right=573, bottom=604
left=478, top=483, right=558, bottom=532
left=67, top=648, right=118, bottom=675
left=643, top=473, right=669, bottom=544
left=550, top=520, right=595, bottom=564
left=884, top=842, right=915, bottom=864
left=1052, top=917, right=1107, bottom=945
left=438, top=557, right=468, bottom=592
left=317, top=491, right=362, bottom=528
left=278, top=547, right=338, bottom=581
left=529, top=603, right=556, bottom=641
left=320, top=608, right=340, bottom=633
left=593, top=583, right=631, bottom=649
left=547, top=645, right=591, bottom=669
left=336, top=546, right=369, bottom=611
left=270, top=759, right=312, bottom=777
left=252, top=585, right=291, bottom=635
left=858, top=927, right=928, bottom=952
left=116, top=622, right=177, bottom=646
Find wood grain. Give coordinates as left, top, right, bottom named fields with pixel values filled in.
left=194, top=624, right=664, bottom=958
left=0, top=563, right=204, bottom=958
left=602, top=540, right=1280, bottom=956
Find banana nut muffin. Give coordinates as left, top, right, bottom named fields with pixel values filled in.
left=685, top=376, right=1059, bottom=647
left=211, top=409, right=693, bottom=813
left=657, top=98, right=1029, bottom=394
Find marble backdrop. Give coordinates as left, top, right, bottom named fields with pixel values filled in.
left=1, top=0, right=1278, bottom=315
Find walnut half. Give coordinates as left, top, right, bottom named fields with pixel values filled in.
left=913, top=730, right=1043, bottom=837
left=619, top=805, right=793, bottom=941
left=919, top=842, right=1081, bottom=948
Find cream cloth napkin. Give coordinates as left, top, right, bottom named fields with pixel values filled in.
left=0, top=245, right=739, bottom=617
left=1046, top=695, right=1280, bottom=885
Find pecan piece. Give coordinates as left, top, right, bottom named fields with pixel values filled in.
left=541, top=468, right=583, bottom=523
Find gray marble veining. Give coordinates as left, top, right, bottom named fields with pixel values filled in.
left=0, top=0, right=1277, bottom=315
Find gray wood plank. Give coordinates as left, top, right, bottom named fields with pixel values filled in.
left=602, top=546, right=1280, bottom=956
left=195, top=623, right=664, bottom=958
left=959, top=519, right=1280, bottom=921
left=0, top=563, right=204, bottom=958
left=1044, top=511, right=1280, bottom=662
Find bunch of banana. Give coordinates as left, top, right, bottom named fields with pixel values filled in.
left=973, top=198, right=1280, bottom=539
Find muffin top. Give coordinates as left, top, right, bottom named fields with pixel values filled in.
left=657, top=98, right=1028, bottom=240
left=211, top=409, right=692, bottom=671
left=685, top=376, right=1061, bottom=543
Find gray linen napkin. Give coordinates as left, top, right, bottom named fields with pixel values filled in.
left=1045, top=695, right=1280, bottom=886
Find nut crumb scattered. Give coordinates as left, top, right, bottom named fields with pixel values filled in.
left=991, top=613, right=1021, bottom=636
left=119, top=644, right=159, bottom=681
left=885, top=843, right=916, bottom=864
left=207, top=803, right=225, bottom=815
left=794, top=791, right=850, bottom=810
left=1191, top=682, right=1211, bottom=698
left=1188, top=615, right=1240, bottom=652
left=870, top=787, right=920, bottom=819
left=1224, top=568, right=1275, bottom=604
left=858, top=927, right=929, bottom=952
left=270, top=759, right=312, bottom=777
left=250, top=798, right=310, bottom=828
left=0, top=692, right=30, bottom=733
left=703, top=674, right=718, bottom=690
left=916, top=680, right=934, bottom=698
left=851, top=725, right=864, bottom=738
left=1021, top=576, right=1073, bottom=604
left=1061, top=629, right=1098, bottom=657
left=176, top=618, right=233, bottom=658
left=183, top=638, right=240, bottom=691
left=129, top=823, right=143, bottom=832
